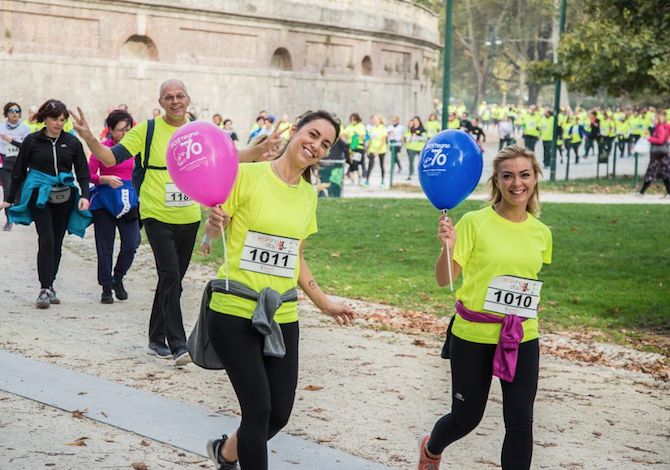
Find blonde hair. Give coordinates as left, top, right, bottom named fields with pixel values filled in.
left=486, top=145, right=543, bottom=217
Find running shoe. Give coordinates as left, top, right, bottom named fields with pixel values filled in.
left=147, top=342, right=172, bottom=359
left=101, top=287, right=114, bottom=304
left=112, top=279, right=128, bottom=300
left=48, top=288, right=60, bottom=305
left=206, top=434, right=239, bottom=470
left=36, top=289, right=50, bottom=309
left=417, top=434, right=441, bottom=470
left=2, top=222, right=12, bottom=231
left=173, top=347, right=192, bottom=366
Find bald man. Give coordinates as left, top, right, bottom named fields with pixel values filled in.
left=72, top=79, right=281, bottom=366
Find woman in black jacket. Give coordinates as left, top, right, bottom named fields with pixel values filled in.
left=0, top=100, right=90, bottom=308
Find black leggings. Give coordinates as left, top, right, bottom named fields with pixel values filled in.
left=28, top=188, right=75, bottom=289
left=208, top=312, right=299, bottom=470
left=428, top=336, right=539, bottom=470
left=366, top=153, right=386, bottom=182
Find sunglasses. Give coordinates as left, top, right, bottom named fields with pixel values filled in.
left=7, top=108, right=21, bottom=113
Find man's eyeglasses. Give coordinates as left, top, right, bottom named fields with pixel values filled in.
left=162, top=94, right=188, bottom=102
left=7, top=108, right=21, bottom=114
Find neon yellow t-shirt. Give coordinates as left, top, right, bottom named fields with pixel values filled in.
left=425, top=120, right=441, bottom=137
left=367, top=124, right=388, bottom=154
left=209, top=162, right=318, bottom=324
left=452, top=206, right=553, bottom=344
left=118, top=117, right=201, bottom=224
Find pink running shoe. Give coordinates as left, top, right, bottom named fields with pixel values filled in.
left=418, top=434, right=441, bottom=470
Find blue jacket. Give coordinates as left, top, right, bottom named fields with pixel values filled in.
left=89, top=180, right=138, bottom=218
left=8, top=169, right=92, bottom=237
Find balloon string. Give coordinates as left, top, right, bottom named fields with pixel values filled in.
left=442, top=209, right=454, bottom=292
left=220, top=225, right=229, bottom=291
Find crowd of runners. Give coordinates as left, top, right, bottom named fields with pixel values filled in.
left=0, top=82, right=667, bottom=470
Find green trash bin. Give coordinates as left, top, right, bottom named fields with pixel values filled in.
left=317, top=160, right=345, bottom=198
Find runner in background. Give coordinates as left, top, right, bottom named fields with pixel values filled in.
left=88, top=109, right=140, bottom=304
left=71, top=79, right=282, bottom=366
left=0, top=102, right=32, bottom=231
left=1, top=100, right=91, bottom=309
left=387, top=115, right=405, bottom=175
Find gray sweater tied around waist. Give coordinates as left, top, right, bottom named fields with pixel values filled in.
left=188, top=279, right=298, bottom=370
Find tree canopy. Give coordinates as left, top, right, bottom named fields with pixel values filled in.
left=530, top=0, right=670, bottom=98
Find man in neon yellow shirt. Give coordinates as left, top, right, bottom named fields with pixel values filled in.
left=539, top=110, right=555, bottom=168
left=72, top=79, right=280, bottom=366
left=522, top=105, right=541, bottom=153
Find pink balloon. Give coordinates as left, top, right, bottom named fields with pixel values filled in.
left=167, top=121, right=238, bottom=207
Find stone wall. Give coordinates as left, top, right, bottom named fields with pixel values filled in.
left=0, top=0, right=440, bottom=139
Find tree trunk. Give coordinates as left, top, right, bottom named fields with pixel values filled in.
left=528, top=82, right=543, bottom=105
left=518, top=67, right=527, bottom=107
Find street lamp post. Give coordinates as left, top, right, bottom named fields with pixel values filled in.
left=442, top=0, right=454, bottom=130
left=549, top=0, right=568, bottom=182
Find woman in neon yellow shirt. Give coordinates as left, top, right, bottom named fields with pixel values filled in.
left=418, top=145, right=552, bottom=470
left=365, top=114, right=388, bottom=186
left=202, top=111, right=355, bottom=470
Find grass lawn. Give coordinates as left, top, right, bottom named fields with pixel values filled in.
left=193, top=199, right=670, bottom=351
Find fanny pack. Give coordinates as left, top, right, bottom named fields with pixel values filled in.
left=48, top=185, right=72, bottom=204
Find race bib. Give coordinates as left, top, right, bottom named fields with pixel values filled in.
left=483, top=275, right=543, bottom=319
left=239, top=231, right=300, bottom=278
left=165, top=183, right=195, bottom=207
left=4, top=145, right=19, bottom=158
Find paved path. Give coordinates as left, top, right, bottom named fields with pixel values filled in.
left=0, top=349, right=392, bottom=469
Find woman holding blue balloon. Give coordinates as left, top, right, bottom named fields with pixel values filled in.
left=202, top=110, right=356, bottom=470
left=418, top=145, right=552, bottom=470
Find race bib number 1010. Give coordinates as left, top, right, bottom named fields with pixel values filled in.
left=483, top=275, right=544, bottom=319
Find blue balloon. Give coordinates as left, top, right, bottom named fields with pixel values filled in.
left=418, top=129, right=483, bottom=210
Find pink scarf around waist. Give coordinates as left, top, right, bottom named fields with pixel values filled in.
left=455, top=301, right=527, bottom=382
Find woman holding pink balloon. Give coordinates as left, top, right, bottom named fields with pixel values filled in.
left=201, top=110, right=355, bottom=470
left=418, top=145, right=552, bottom=470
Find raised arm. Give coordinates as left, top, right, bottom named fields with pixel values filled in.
left=69, top=107, right=116, bottom=166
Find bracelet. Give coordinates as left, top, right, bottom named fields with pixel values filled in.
left=202, top=234, right=212, bottom=244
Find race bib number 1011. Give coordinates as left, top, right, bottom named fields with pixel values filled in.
left=239, top=231, right=300, bottom=278
left=483, top=275, right=544, bottom=319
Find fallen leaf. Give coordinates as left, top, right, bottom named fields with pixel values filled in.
left=72, top=409, right=88, bottom=419
left=66, top=441, right=86, bottom=446
left=609, top=218, right=617, bottom=223
left=140, top=440, right=151, bottom=446
left=42, top=354, right=64, bottom=358
left=548, top=301, right=558, bottom=307
left=131, top=463, right=149, bottom=470
left=397, top=248, right=406, bottom=253
left=303, top=385, right=324, bottom=391
left=331, top=252, right=340, bottom=257
left=571, top=226, right=580, bottom=232
left=316, top=438, right=332, bottom=443
left=412, top=339, right=426, bottom=347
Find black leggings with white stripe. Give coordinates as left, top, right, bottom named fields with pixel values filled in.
left=427, top=335, right=540, bottom=470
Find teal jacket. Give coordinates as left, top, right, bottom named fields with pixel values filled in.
left=8, top=169, right=92, bottom=237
